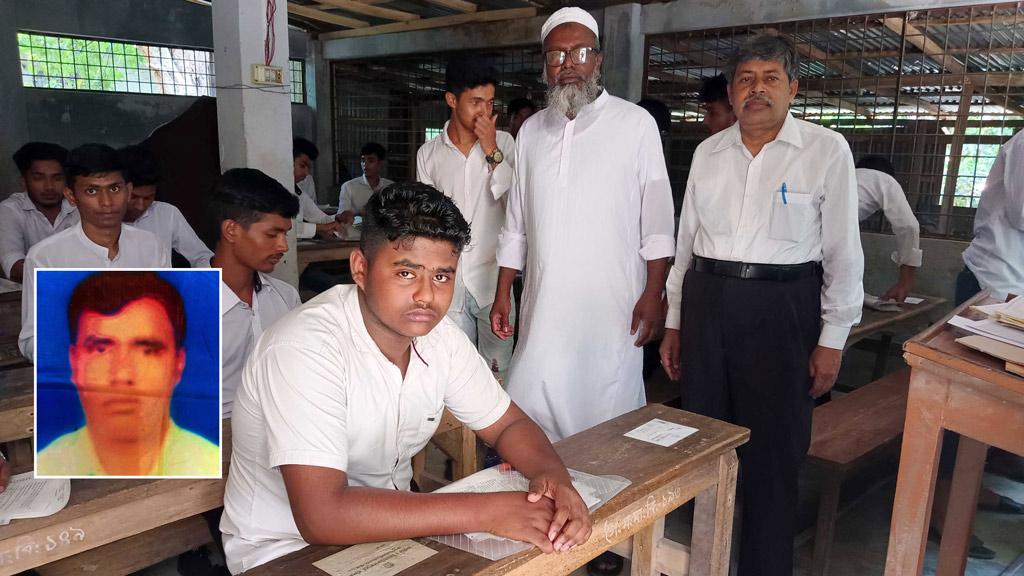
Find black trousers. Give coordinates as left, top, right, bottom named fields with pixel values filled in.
left=680, top=267, right=821, bottom=576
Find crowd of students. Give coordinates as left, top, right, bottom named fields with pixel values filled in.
left=1, top=6, right=1021, bottom=576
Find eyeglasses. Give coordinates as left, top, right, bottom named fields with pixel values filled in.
left=544, top=47, right=598, bottom=67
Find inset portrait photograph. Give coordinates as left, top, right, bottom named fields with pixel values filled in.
left=34, top=269, right=221, bottom=478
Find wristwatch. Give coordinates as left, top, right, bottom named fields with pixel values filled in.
left=485, top=148, right=504, bottom=165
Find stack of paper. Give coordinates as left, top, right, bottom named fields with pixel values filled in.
left=0, top=473, right=71, bottom=525
left=953, top=296, right=1024, bottom=375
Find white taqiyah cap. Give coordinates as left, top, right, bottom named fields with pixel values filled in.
left=541, top=7, right=599, bottom=43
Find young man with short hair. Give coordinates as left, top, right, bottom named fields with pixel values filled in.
left=209, top=168, right=302, bottom=416
left=698, top=74, right=736, bottom=136
left=36, top=271, right=219, bottom=476
left=293, top=137, right=341, bottom=239
left=120, top=145, right=213, bottom=268
left=418, top=56, right=517, bottom=372
left=18, top=144, right=169, bottom=363
left=221, top=183, right=590, bottom=574
left=507, top=97, right=537, bottom=139
left=337, top=142, right=393, bottom=224
left=1, top=142, right=79, bottom=283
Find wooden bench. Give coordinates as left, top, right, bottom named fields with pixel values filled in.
left=246, top=404, right=750, bottom=576
left=807, top=366, right=911, bottom=576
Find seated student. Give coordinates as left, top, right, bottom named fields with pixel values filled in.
left=19, top=144, right=169, bottom=363
left=36, top=271, right=220, bottom=476
left=856, top=156, right=922, bottom=302
left=220, top=183, right=591, bottom=573
left=293, top=137, right=342, bottom=239
left=210, top=168, right=302, bottom=416
left=120, top=145, right=214, bottom=268
left=337, top=142, right=393, bottom=224
left=0, top=142, right=79, bottom=283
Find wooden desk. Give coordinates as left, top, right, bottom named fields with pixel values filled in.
left=296, top=239, right=359, bottom=276
left=0, top=290, right=26, bottom=369
left=0, top=423, right=231, bottom=575
left=0, top=366, right=32, bottom=444
left=247, top=404, right=749, bottom=576
left=847, top=296, right=947, bottom=380
left=883, top=293, right=1024, bottom=576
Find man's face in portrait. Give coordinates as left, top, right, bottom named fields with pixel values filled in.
left=69, top=297, right=185, bottom=444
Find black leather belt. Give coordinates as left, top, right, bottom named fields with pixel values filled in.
left=691, top=255, right=819, bottom=282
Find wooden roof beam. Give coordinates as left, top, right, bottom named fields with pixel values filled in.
left=881, top=17, right=966, bottom=74
left=423, top=0, right=478, bottom=14
left=288, top=2, right=370, bottom=28
left=322, top=7, right=533, bottom=39
left=315, top=0, right=419, bottom=21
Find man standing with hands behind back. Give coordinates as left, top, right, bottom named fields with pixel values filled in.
left=660, top=35, right=863, bottom=576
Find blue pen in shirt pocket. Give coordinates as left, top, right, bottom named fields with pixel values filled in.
left=780, top=182, right=788, bottom=205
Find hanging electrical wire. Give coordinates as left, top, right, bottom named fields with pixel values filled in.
left=264, top=0, right=277, bottom=66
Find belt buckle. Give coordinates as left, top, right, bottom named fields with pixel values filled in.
left=739, top=263, right=753, bottom=279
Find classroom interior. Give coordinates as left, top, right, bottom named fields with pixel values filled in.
left=0, top=0, right=1022, bottom=575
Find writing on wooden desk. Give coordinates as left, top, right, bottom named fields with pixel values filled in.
left=0, top=527, right=86, bottom=566
left=601, top=485, right=681, bottom=544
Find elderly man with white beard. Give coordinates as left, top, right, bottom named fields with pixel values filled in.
left=491, top=8, right=674, bottom=444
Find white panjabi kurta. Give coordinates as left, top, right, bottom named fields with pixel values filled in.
left=496, top=90, right=676, bottom=441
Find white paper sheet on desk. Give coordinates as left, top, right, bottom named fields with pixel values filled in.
left=312, top=540, right=437, bottom=576
left=624, top=418, right=699, bottom=447
left=0, top=473, right=70, bottom=525
left=949, top=315, right=1024, bottom=348
left=0, top=277, right=19, bottom=294
left=903, top=296, right=925, bottom=305
left=864, top=294, right=902, bottom=312
left=429, top=467, right=630, bottom=560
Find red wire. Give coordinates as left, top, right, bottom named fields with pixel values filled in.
left=264, top=0, right=276, bottom=66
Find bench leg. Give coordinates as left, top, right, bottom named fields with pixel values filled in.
left=631, top=520, right=658, bottom=576
left=871, top=333, right=893, bottom=380
left=812, top=470, right=843, bottom=576
left=690, top=450, right=739, bottom=576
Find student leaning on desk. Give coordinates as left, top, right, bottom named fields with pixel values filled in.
left=220, top=182, right=591, bottom=574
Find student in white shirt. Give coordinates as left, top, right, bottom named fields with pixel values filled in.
left=19, top=144, right=170, bottom=363
left=208, top=168, right=302, bottom=416
left=698, top=74, right=737, bottom=137
left=293, top=137, right=341, bottom=240
left=220, top=183, right=590, bottom=574
left=854, top=156, right=923, bottom=302
left=337, top=142, right=394, bottom=224
left=0, top=142, right=79, bottom=282
left=417, top=56, right=517, bottom=372
left=120, top=145, right=213, bottom=268
left=960, top=128, right=1024, bottom=303
left=660, top=36, right=863, bottom=576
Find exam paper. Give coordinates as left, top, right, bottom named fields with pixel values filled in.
left=429, top=467, right=630, bottom=560
left=624, top=418, right=699, bottom=447
left=312, top=540, right=437, bottom=576
left=903, top=296, right=925, bottom=305
left=0, top=473, right=71, bottom=525
left=949, top=314, right=1024, bottom=348
left=864, top=294, right=902, bottom=312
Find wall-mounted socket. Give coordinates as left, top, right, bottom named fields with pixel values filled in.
left=251, top=64, right=285, bottom=85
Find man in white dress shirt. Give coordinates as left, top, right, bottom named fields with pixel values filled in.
left=19, top=144, right=170, bottom=363
left=1, top=142, right=79, bottom=282
left=491, top=8, right=675, bottom=443
left=854, top=155, right=922, bottom=302
left=120, top=145, right=213, bottom=268
left=209, top=168, right=301, bottom=416
left=220, top=183, right=590, bottom=573
left=293, top=137, right=342, bottom=240
left=960, top=127, right=1024, bottom=304
left=418, top=56, right=517, bottom=372
left=337, top=142, right=394, bottom=224
left=660, top=35, right=863, bottom=576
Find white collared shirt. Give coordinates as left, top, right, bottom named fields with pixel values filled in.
left=856, top=168, right=922, bottom=268
left=295, top=175, right=334, bottom=240
left=963, top=129, right=1024, bottom=300
left=665, top=113, right=864, bottom=350
left=18, top=223, right=170, bottom=362
left=220, top=272, right=300, bottom=417
left=338, top=174, right=394, bottom=215
left=129, top=200, right=213, bottom=268
left=220, top=284, right=510, bottom=573
left=417, top=123, right=516, bottom=307
left=0, top=193, right=79, bottom=279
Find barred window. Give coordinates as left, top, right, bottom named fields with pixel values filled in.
left=18, top=31, right=308, bottom=105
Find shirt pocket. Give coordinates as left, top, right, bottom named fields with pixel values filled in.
left=414, top=406, right=445, bottom=454
left=768, top=190, right=817, bottom=242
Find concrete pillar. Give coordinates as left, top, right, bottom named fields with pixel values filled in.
left=212, top=0, right=298, bottom=285
left=602, top=3, right=644, bottom=103
left=310, top=38, right=336, bottom=204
